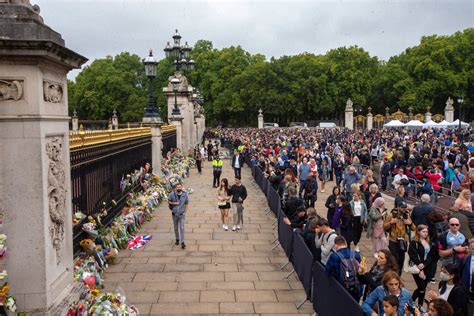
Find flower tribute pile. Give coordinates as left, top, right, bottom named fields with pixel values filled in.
left=0, top=233, right=17, bottom=314
left=68, top=152, right=194, bottom=315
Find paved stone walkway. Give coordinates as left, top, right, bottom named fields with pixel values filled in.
left=103, top=158, right=313, bottom=315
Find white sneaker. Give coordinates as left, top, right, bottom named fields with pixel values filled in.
left=237, top=225, right=241, bottom=230
left=354, top=245, right=360, bottom=252
left=222, top=224, right=226, bottom=230
left=224, top=225, right=228, bottom=231
left=232, top=225, right=236, bottom=231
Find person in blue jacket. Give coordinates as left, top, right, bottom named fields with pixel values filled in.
left=362, top=270, right=414, bottom=316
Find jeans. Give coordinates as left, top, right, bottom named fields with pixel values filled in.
left=352, top=216, right=363, bottom=246
left=388, top=240, right=405, bottom=275
left=213, top=171, right=221, bottom=187
left=299, top=179, right=307, bottom=197
left=232, top=203, right=243, bottom=226
left=234, top=167, right=241, bottom=178
left=381, top=175, right=388, bottom=191
left=172, top=213, right=186, bottom=243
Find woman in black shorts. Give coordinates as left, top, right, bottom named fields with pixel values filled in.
left=217, top=178, right=231, bottom=230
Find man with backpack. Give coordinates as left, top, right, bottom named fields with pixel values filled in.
left=315, top=218, right=338, bottom=265
left=168, top=183, right=189, bottom=249
left=325, top=235, right=362, bottom=301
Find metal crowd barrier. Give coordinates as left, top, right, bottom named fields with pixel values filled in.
left=246, top=156, right=363, bottom=314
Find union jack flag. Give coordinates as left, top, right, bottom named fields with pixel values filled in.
left=128, top=235, right=152, bottom=250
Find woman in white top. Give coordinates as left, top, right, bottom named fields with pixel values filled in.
left=349, top=192, right=368, bottom=253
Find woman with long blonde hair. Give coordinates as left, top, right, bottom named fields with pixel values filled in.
left=453, top=189, right=472, bottom=211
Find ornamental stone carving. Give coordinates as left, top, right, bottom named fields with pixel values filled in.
left=345, top=98, right=353, bottom=110
left=43, top=81, right=63, bottom=103
left=46, top=136, right=66, bottom=264
left=0, top=80, right=24, bottom=101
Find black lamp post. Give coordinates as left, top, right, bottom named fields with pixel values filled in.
left=457, top=96, right=464, bottom=142
left=171, top=77, right=181, bottom=116
left=143, top=50, right=162, bottom=123
left=164, top=29, right=195, bottom=72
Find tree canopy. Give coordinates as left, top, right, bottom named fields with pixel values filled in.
left=68, top=28, right=473, bottom=126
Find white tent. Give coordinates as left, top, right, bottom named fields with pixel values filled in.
left=450, top=119, right=469, bottom=127
left=437, top=120, right=451, bottom=127
left=405, top=120, right=424, bottom=128
left=383, top=120, right=405, bottom=128
left=423, top=120, right=439, bottom=128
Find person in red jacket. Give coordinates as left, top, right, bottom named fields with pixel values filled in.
left=425, top=165, right=442, bottom=203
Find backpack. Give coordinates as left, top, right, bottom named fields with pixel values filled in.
left=335, top=251, right=360, bottom=293
left=434, top=220, right=448, bottom=239
left=418, top=180, right=433, bottom=197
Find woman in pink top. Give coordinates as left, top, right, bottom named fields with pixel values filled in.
left=454, top=189, right=472, bottom=211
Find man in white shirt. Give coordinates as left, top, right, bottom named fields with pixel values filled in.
left=392, top=167, right=408, bottom=190
left=314, top=218, right=337, bottom=265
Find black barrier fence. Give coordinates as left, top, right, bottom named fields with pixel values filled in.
left=313, top=262, right=363, bottom=316
left=246, top=157, right=363, bottom=315
left=292, top=232, right=313, bottom=298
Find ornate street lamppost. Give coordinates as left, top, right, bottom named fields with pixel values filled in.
left=457, top=96, right=464, bottom=142
left=143, top=49, right=162, bottom=123
left=164, top=29, right=195, bottom=72
left=171, top=77, right=181, bottom=116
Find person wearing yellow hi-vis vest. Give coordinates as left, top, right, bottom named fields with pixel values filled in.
left=212, top=156, right=223, bottom=188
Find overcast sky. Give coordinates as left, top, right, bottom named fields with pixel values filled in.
left=34, top=0, right=473, bottom=80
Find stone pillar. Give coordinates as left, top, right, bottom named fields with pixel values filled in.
left=367, top=107, right=373, bottom=130
left=150, top=124, right=163, bottom=174
left=445, top=97, right=454, bottom=122
left=72, top=110, right=79, bottom=131
left=425, top=107, right=432, bottom=123
left=112, top=109, right=119, bottom=130
left=169, top=115, right=183, bottom=151
left=0, top=1, right=88, bottom=313
left=258, top=108, right=264, bottom=129
left=163, top=73, right=192, bottom=154
left=345, top=98, right=354, bottom=130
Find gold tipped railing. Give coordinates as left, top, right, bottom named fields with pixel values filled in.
left=69, top=124, right=176, bottom=150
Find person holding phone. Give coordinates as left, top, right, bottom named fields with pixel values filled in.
left=362, top=270, right=414, bottom=316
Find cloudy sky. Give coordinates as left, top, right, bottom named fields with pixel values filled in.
left=34, top=0, right=473, bottom=80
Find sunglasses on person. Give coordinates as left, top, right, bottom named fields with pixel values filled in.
left=449, top=223, right=460, bottom=227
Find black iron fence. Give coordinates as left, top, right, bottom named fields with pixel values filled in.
left=70, top=127, right=176, bottom=254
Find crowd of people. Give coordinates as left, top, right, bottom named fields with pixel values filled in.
left=212, top=126, right=474, bottom=316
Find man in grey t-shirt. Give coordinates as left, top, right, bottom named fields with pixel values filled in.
left=168, top=183, right=189, bottom=249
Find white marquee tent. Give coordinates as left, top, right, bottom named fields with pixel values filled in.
left=437, top=120, right=451, bottom=128
left=383, top=120, right=405, bottom=128
left=423, top=120, right=439, bottom=128
left=405, top=120, right=425, bottom=128
left=450, top=119, right=470, bottom=127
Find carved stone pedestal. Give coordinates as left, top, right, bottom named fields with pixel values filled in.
left=0, top=1, right=87, bottom=314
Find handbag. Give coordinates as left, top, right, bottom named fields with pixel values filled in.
left=217, top=200, right=227, bottom=206
left=403, top=242, right=420, bottom=274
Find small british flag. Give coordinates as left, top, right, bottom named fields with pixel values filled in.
left=128, top=235, right=152, bottom=250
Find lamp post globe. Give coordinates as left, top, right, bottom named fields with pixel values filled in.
left=143, top=49, right=161, bottom=123
left=164, top=29, right=195, bottom=72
